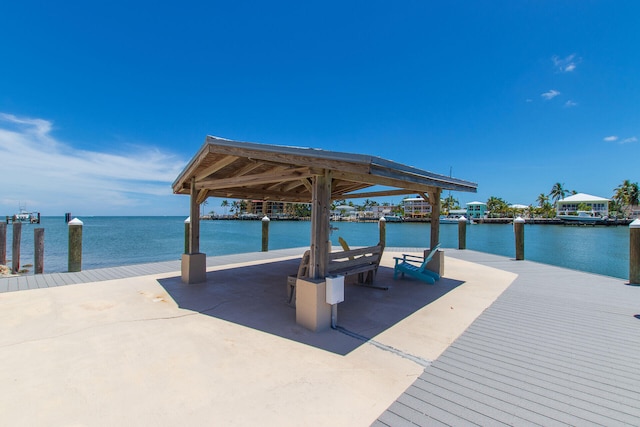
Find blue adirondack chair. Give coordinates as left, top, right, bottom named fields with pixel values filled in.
left=393, top=244, right=441, bottom=284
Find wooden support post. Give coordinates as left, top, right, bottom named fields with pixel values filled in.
left=261, top=216, right=270, bottom=252
left=181, top=177, right=206, bottom=284
left=68, top=218, right=83, bottom=272
left=429, top=189, right=441, bottom=250
left=630, top=219, right=640, bottom=285
left=189, top=177, right=200, bottom=254
left=309, top=170, right=331, bottom=279
left=11, top=222, right=21, bottom=274
left=378, top=216, right=386, bottom=248
left=514, top=217, right=525, bottom=260
left=0, top=222, right=6, bottom=265
left=34, top=228, right=44, bottom=274
left=458, top=216, right=467, bottom=250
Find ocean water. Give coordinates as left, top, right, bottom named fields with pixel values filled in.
left=1, top=216, right=631, bottom=279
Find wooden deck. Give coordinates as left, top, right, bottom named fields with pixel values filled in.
left=375, top=249, right=640, bottom=426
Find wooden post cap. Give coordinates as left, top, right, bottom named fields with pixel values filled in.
left=68, top=218, right=83, bottom=226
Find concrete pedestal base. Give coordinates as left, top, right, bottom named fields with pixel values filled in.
left=181, top=253, right=207, bottom=284
left=425, top=249, right=444, bottom=277
left=296, top=277, right=332, bottom=332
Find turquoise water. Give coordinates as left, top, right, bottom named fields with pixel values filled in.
left=2, top=216, right=631, bottom=279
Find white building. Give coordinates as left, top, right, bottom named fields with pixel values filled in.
left=556, top=193, right=610, bottom=217
left=403, top=197, right=432, bottom=218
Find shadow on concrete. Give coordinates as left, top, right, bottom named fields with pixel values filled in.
left=157, top=257, right=465, bottom=355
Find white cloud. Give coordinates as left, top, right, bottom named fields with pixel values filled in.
left=564, top=100, right=578, bottom=107
left=541, top=89, right=560, bottom=100
left=603, top=136, right=619, bottom=142
left=552, top=54, right=580, bottom=72
left=0, top=113, right=189, bottom=215
left=621, top=136, right=638, bottom=144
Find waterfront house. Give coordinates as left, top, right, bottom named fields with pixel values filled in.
left=466, top=201, right=487, bottom=219
left=556, top=193, right=610, bottom=217
left=403, top=197, right=432, bottom=219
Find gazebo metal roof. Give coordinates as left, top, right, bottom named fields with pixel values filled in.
left=173, top=136, right=477, bottom=203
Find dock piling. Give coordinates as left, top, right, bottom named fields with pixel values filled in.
left=458, top=216, right=467, bottom=250
left=630, top=219, right=640, bottom=285
left=0, top=223, right=6, bottom=265
left=184, top=217, right=190, bottom=254
left=12, top=222, right=22, bottom=273
left=379, top=217, right=386, bottom=247
left=34, top=228, right=44, bottom=274
left=514, top=217, right=525, bottom=260
left=262, top=216, right=270, bottom=252
left=68, top=218, right=83, bottom=272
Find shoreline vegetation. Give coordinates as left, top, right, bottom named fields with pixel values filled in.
left=201, top=215, right=633, bottom=226
left=206, top=181, right=639, bottom=225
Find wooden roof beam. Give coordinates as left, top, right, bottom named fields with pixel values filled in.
left=195, top=155, right=240, bottom=181
left=196, top=167, right=316, bottom=191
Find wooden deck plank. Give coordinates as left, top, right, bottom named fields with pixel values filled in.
left=375, top=249, right=640, bottom=426
left=414, top=373, right=578, bottom=426
left=431, top=356, right=640, bottom=425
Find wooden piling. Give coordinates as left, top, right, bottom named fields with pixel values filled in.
left=184, top=217, right=190, bottom=254
left=12, top=222, right=22, bottom=273
left=0, top=222, right=6, bottom=265
left=630, top=219, right=640, bottom=285
left=378, top=216, right=386, bottom=248
left=458, top=216, right=467, bottom=250
left=261, top=216, right=270, bottom=252
left=68, top=218, right=83, bottom=272
left=514, top=217, right=525, bottom=260
left=34, top=228, right=44, bottom=274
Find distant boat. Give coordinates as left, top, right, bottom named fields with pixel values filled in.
left=439, top=215, right=468, bottom=224
left=9, top=205, right=40, bottom=224
left=558, top=211, right=604, bottom=225
left=383, top=215, right=403, bottom=222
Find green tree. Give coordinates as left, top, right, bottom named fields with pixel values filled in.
left=613, top=180, right=640, bottom=218
left=549, top=182, right=567, bottom=206
left=221, top=200, right=229, bottom=216
left=536, top=193, right=549, bottom=208
left=486, top=196, right=509, bottom=217
left=442, top=195, right=459, bottom=213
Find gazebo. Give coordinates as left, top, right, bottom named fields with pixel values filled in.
left=173, top=136, right=477, bottom=325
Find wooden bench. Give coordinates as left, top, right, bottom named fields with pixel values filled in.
left=287, top=243, right=384, bottom=305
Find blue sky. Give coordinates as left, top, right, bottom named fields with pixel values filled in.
left=1, top=1, right=638, bottom=216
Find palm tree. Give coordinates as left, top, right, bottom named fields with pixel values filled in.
left=549, top=182, right=566, bottom=206
left=442, top=195, right=459, bottom=213
left=221, top=200, right=229, bottom=217
left=536, top=193, right=548, bottom=208
left=613, top=180, right=640, bottom=218
left=486, top=196, right=509, bottom=218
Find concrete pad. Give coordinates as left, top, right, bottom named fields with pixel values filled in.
left=0, top=250, right=516, bottom=426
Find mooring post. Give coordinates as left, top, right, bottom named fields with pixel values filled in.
left=34, top=228, right=44, bottom=274
left=68, top=218, right=83, bottom=272
left=262, top=216, right=270, bottom=252
left=378, top=216, right=386, bottom=248
left=458, top=216, right=467, bottom=250
left=184, top=216, right=190, bottom=254
left=629, top=219, right=640, bottom=285
left=11, top=222, right=22, bottom=274
left=514, top=216, right=525, bottom=260
left=0, top=222, right=6, bottom=265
